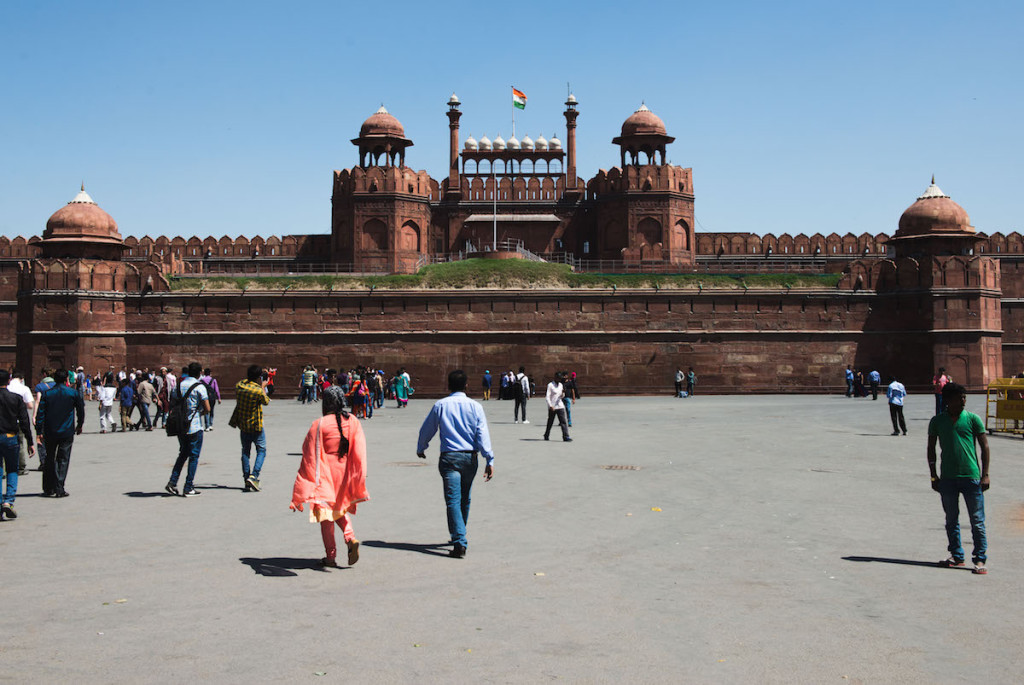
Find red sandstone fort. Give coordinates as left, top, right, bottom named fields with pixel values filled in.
left=1, top=95, right=1017, bottom=395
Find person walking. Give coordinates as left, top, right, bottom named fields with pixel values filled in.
left=291, top=386, right=368, bottom=568
left=686, top=367, right=697, bottom=397
left=134, top=374, right=156, bottom=431
left=96, top=373, right=116, bottom=433
left=230, top=365, right=271, bottom=492
left=417, top=369, right=494, bottom=559
left=563, top=371, right=579, bottom=427
left=32, top=370, right=55, bottom=470
left=200, top=368, right=221, bottom=431
left=887, top=376, right=908, bottom=436
left=394, top=368, right=411, bottom=409
left=117, top=378, right=135, bottom=432
left=543, top=371, right=572, bottom=442
left=845, top=365, right=854, bottom=397
left=0, top=370, right=35, bottom=519
left=928, top=382, right=990, bottom=574
left=482, top=370, right=492, bottom=401
left=513, top=366, right=530, bottom=424
left=932, top=367, right=950, bottom=415
left=35, top=369, right=85, bottom=498
left=164, top=362, right=211, bottom=498
left=8, top=372, right=35, bottom=475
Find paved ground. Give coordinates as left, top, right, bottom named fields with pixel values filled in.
left=2, top=392, right=1022, bottom=683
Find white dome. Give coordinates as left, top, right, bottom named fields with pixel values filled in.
left=507, top=135, right=520, bottom=149
left=521, top=135, right=534, bottom=150
left=478, top=135, right=492, bottom=150
left=448, top=93, right=460, bottom=105
left=549, top=133, right=562, bottom=150
left=464, top=133, right=478, bottom=150
left=534, top=135, right=548, bottom=150
left=493, top=135, right=506, bottom=150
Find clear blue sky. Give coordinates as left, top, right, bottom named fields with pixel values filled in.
left=1, top=0, right=1020, bottom=240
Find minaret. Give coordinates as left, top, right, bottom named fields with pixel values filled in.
left=563, top=94, right=579, bottom=188
left=446, top=94, right=462, bottom=190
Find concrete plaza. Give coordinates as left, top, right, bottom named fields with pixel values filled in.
left=2, top=392, right=1022, bottom=683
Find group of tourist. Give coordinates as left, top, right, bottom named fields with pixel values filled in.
left=297, top=365, right=413, bottom=414
left=0, top=359, right=994, bottom=577
left=844, top=365, right=883, bottom=399
left=674, top=367, right=697, bottom=397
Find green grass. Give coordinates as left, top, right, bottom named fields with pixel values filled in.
left=168, top=259, right=842, bottom=291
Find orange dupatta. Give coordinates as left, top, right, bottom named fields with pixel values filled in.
left=290, top=413, right=369, bottom=522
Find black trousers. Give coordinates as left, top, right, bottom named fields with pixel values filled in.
left=544, top=407, right=570, bottom=440
left=43, top=436, right=74, bottom=495
left=514, top=395, right=527, bottom=421
left=889, top=404, right=907, bottom=434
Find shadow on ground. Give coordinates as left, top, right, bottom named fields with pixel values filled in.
left=360, top=540, right=450, bottom=558
left=842, top=555, right=971, bottom=570
left=239, top=557, right=332, bottom=576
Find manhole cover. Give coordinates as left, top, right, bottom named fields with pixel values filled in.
left=388, top=461, right=428, bottom=467
left=600, top=465, right=641, bottom=471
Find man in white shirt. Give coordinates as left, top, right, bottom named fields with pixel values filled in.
left=887, top=376, right=908, bottom=436
left=543, top=372, right=572, bottom=442
left=513, top=366, right=530, bottom=424
left=8, top=372, right=35, bottom=474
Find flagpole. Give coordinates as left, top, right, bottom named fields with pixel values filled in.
left=511, top=85, right=515, bottom=138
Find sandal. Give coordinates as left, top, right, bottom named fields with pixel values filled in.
left=938, top=557, right=966, bottom=568
left=973, top=562, right=988, bottom=575
left=346, top=539, right=360, bottom=566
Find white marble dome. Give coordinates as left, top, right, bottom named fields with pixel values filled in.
left=493, top=135, right=506, bottom=150
left=507, top=135, right=520, bottom=149
left=534, top=134, right=548, bottom=150
left=478, top=135, right=492, bottom=150
left=464, top=133, right=478, bottom=150
left=521, top=135, right=535, bottom=150
left=549, top=133, right=562, bottom=150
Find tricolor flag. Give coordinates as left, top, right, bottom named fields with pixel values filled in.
left=512, top=87, right=527, bottom=110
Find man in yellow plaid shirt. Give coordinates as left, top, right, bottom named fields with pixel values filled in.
left=231, top=365, right=270, bottom=492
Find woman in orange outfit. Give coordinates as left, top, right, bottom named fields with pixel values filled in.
left=290, top=386, right=369, bottom=567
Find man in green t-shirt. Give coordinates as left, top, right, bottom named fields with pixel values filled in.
left=927, top=382, right=990, bottom=574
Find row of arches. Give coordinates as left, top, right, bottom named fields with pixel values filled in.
left=841, top=256, right=1000, bottom=291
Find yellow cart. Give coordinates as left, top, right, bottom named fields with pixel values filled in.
left=984, top=378, right=1024, bottom=437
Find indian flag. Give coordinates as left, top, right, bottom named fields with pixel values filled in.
left=512, top=87, right=527, bottom=110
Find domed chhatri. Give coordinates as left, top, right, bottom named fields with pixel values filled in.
left=351, top=105, right=414, bottom=168
left=359, top=105, right=406, bottom=138
left=619, top=103, right=668, bottom=137
left=493, top=135, right=506, bottom=150
left=478, top=135, right=493, bottom=150
left=464, top=133, right=478, bottom=150
left=39, top=184, right=124, bottom=259
left=611, top=103, right=674, bottom=166
left=897, top=177, right=974, bottom=237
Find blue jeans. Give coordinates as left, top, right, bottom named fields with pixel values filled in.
left=939, top=478, right=987, bottom=563
left=438, top=451, right=478, bottom=547
left=170, top=431, right=204, bottom=490
left=564, top=399, right=572, bottom=426
left=240, top=429, right=267, bottom=479
left=0, top=435, right=19, bottom=505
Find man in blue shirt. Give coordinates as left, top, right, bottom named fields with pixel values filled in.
left=165, top=362, right=211, bottom=497
left=887, top=376, right=907, bottom=435
left=869, top=369, right=881, bottom=400
left=417, top=369, right=494, bottom=559
left=35, top=369, right=85, bottom=497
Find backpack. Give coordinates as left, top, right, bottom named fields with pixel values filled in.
left=165, top=381, right=202, bottom=437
